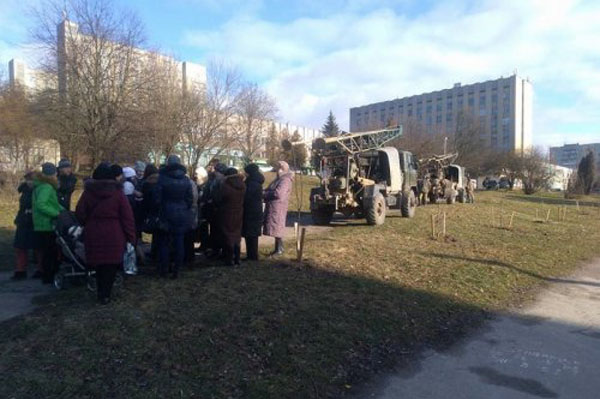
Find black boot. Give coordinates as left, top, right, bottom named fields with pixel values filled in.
left=269, top=238, right=284, bottom=257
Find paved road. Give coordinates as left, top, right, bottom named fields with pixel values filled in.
left=366, top=259, right=600, bottom=399
left=0, top=270, right=54, bottom=322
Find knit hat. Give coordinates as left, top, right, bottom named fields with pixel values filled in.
left=244, top=163, right=259, bottom=175
left=110, top=164, right=123, bottom=179
left=41, top=162, right=57, bottom=176
left=58, top=159, right=72, bottom=169
left=167, top=155, right=181, bottom=166
left=215, top=163, right=228, bottom=174
left=123, top=167, right=136, bottom=179
left=134, top=161, right=146, bottom=172
left=225, top=167, right=238, bottom=176
left=92, top=162, right=113, bottom=180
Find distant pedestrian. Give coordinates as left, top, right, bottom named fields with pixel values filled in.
left=57, top=158, right=77, bottom=211
left=76, top=163, right=136, bottom=304
left=11, top=172, right=38, bottom=280
left=216, top=168, right=246, bottom=266
left=263, top=161, right=293, bottom=257
left=141, top=164, right=160, bottom=259
left=32, top=162, right=63, bottom=284
left=154, top=155, right=193, bottom=279
left=242, top=163, right=264, bottom=261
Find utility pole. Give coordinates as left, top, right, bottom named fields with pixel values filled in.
left=444, top=136, right=448, bottom=155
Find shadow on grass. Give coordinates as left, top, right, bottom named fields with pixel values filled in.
left=0, top=260, right=488, bottom=399
left=420, top=252, right=600, bottom=288
left=505, top=194, right=600, bottom=207
left=0, top=227, right=15, bottom=272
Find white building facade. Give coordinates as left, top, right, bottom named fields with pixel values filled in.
left=350, top=75, right=533, bottom=153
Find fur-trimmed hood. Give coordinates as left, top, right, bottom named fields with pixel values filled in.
left=224, top=173, right=246, bottom=191
left=33, top=172, right=58, bottom=189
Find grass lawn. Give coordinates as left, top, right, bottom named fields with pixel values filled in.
left=0, top=182, right=600, bottom=398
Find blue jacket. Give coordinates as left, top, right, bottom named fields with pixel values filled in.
left=155, top=164, right=193, bottom=234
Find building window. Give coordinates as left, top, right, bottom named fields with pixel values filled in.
left=407, top=109, right=413, bottom=117
left=436, top=102, right=442, bottom=112
left=468, top=96, right=474, bottom=107
left=436, top=114, right=442, bottom=124
left=447, top=101, right=453, bottom=111
left=491, top=93, right=498, bottom=103
left=426, top=115, right=432, bottom=125
left=446, top=113, right=452, bottom=122
left=457, top=98, right=463, bottom=108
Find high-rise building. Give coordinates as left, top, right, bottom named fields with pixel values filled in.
left=56, top=19, right=206, bottom=96
left=349, top=75, right=533, bottom=153
left=549, top=143, right=600, bottom=170
left=8, top=59, right=54, bottom=92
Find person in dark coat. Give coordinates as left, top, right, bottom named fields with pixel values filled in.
left=75, top=163, right=136, bottom=304
left=140, top=164, right=160, bottom=259
left=12, top=172, right=36, bottom=280
left=216, top=168, right=246, bottom=266
left=242, top=163, right=264, bottom=261
left=202, top=162, right=227, bottom=258
left=57, top=159, right=77, bottom=211
left=154, top=155, right=193, bottom=278
left=263, top=160, right=293, bottom=256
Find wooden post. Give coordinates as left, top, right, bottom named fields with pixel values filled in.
left=508, top=211, right=515, bottom=229
left=545, top=209, right=551, bottom=223
left=492, top=207, right=495, bottom=227
left=297, top=228, right=307, bottom=262
left=576, top=200, right=580, bottom=213
left=431, top=214, right=436, bottom=239
left=442, top=212, right=447, bottom=237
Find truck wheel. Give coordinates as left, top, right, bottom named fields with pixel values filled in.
left=311, top=208, right=333, bottom=225
left=401, top=190, right=416, bottom=218
left=366, top=194, right=386, bottom=225
left=458, top=189, right=466, bottom=203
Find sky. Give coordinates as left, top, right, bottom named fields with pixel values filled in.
left=1, top=0, right=599, bottom=148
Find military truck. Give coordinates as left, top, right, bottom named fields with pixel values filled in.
left=284, top=126, right=418, bottom=226
left=419, top=154, right=468, bottom=204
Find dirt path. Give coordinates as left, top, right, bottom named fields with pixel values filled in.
left=361, top=258, right=600, bottom=399
left=0, top=270, right=53, bottom=322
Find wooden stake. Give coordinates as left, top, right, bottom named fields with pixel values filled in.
left=545, top=209, right=551, bottom=223
left=508, top=211, right=515, bottom=229
left=297, top=227, right=307, bottom=262
left=442, top=212, right=447, bottom=237
left=576, top=200, right=580, bottom=213
left=431, top=214, right=436, bottom=239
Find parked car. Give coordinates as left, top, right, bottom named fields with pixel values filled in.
left=254, top=160, right=273, bottom=173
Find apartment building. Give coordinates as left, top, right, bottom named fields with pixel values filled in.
left=8, top=59, right=55, bottom=92
left=549, top=143, right=600, bottom=170
left=349, top=75, right=533, bottom=153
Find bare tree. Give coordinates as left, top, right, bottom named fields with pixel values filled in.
left=505, top=147, right=553, bottom=195
left=32, top=0, right=158, bottom=165
left=0, top=84, right=48, bottom=172
left=180, top=61, right=243, bottom=173
left=232, top=83, right=277, bottom=161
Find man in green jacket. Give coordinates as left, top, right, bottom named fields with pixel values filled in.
left=33, top=162, right=63, bottom=284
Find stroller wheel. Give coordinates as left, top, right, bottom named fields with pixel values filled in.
left=54, top=271, right=68, bottom=290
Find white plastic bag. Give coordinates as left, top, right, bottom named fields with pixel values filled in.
left=123, top=243, right=138, bottom=275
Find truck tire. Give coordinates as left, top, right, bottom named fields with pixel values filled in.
left=457, top=189, right=466, bottom=203
left=366, top=194, right=386, bottom=225
left=311, top=208, right=334, bottom=225
left=401, top=190, right=416, bottom=218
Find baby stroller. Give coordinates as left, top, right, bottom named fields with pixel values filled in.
left=54, top=211, right=123, bottom=291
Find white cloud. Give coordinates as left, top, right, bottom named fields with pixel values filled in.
left=183, top=0, right=600, bottom=146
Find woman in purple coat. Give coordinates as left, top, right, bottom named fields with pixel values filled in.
left=76, top=163, right=136, bottom=304
left=263, top=161, right=294, bottom=256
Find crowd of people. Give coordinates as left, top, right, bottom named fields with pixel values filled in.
left=10, top=156, right=294, bottom=304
